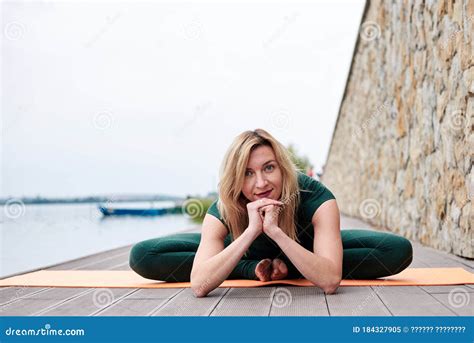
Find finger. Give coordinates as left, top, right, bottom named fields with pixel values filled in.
left=259, top=204, right=274, bottom=211
left=262, top=204, right=282, bottom=214
left=256, top=199, right=283, bottom=209
left=257, top=198, right=283, bottom=205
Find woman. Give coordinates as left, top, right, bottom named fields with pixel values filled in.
left=129, top=129, right=413, bottom=297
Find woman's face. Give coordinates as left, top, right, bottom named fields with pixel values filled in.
left=241, top=145, right=283, bottom=202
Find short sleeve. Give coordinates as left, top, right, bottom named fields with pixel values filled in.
left=298, top=172, right=336, bottom=222
left=206, top=199, right=228, bottom=228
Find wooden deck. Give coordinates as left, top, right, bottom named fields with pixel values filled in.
left=1, top=216, right=473, bottom=316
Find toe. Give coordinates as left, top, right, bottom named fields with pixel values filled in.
left=279, top=261, right=288, bottom=274
left=256, top=259, right=272, bottom=281
left=269, top=259, right=281, bottom=280
left=271, top=259, right=288, bottom=280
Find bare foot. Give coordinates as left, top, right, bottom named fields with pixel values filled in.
left=255, top=258, right=272, bottom=281
left=270, top=258, right=288, bottom=280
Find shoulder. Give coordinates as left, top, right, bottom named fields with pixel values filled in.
left=296, top=172, right=336, bottom=221
left=297, top=172, right=331, bottom=194
left=206, top=198, right=228, bottom=229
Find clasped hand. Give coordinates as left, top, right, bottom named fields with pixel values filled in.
left=246, top=198, right=284, bottom=238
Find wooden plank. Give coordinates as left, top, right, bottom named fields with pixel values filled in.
left=126, top=288, right=183, bottom=299
left=28, top=288, right=91, bottom=300
left=1, top=299, right=71, bottom=316
left=420, top=285, right=474, bottom=294
left=37, top=288, right=137, bottom=316
left=375, top=286, right=456, bottom=316
left=431, top=292, right=473, bottom=316
left=269, top=287, right=328, bottom=316
left=0, top=287, right=50, bottom=306
left=210, top=296, right=273, bottom=316
left=273, top=286, right=324, bottom=297
left=270, top=296, right=329, bottom=316
left=95, top=298, right=170, bottom=316
left=325, top=286, right=391, bottom=316
left=47, top=247, right=131, bottom=270
left=414, top=254, right=472, bottom=269
left=127, top=288, right=184, bottom=299
left=225, top=287, right=275, bottom=298
left=110, top=262, right=131, bottom=271
left=0, top=288, right=91, bottom=316
left=413, top=246, right=473, bottom=268
left=412, top=243, right=474, bottom=269
left=152, top=288, right=227, bottom=316
left=95, top=286, right=184, bottom=316
left=79, top=253, right=130, bottom=270
left=408, top=260, right=430, bottom=268
left=416, top=259, right=470, bottom=268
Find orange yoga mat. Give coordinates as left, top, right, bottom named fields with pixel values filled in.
left=0, top=268, right=473, bottom=288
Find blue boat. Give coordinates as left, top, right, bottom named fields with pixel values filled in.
left=98, top=202, right=183, bottom=217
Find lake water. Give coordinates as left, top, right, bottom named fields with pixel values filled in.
left=0, top=202, right=198, bottom=278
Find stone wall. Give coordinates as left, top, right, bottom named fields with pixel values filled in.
left=322, top=0, right=473, bottom=258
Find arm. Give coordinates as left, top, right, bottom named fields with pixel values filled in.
left=265, top=199, right=343, bottom=294
left=190, top=214, right=259, bottom=297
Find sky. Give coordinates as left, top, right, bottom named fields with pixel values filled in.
left=1, top=0, right=365, bottom=198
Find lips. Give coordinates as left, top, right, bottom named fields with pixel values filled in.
left=255, top=189, right=272, bottom=198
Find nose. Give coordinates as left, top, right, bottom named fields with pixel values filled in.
left=255, top=172, right=268, bottom=189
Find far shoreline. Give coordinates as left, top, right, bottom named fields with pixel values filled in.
left=0, top=195, right=188, bottom=206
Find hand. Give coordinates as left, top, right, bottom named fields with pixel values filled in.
left=246, top=198, right=283, bottom=237
left=259, top=204, right=282, bottom=237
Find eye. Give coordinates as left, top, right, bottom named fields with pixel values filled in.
left=264, top=164, right=275, bottom=172
left=245, top=170, right=253, bottom=177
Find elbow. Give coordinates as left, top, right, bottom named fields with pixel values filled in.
left=323, top=282, right=340, bottom=295
left=190, top=269, right=205, bottom=297
left=321, top=275, right=342, bottom=295
left=190, top=267, right=213, bottom=298
left=190, top=276, right=209, bottom=298
left=192, top=287, right=207, bottom=298
left=191, top=281, right=208, bottom=298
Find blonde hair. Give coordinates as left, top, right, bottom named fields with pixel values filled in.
left=217, top=129, right=300, bottom=242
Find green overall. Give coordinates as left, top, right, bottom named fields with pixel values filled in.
left=129, top=173, right=413, bottom=282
